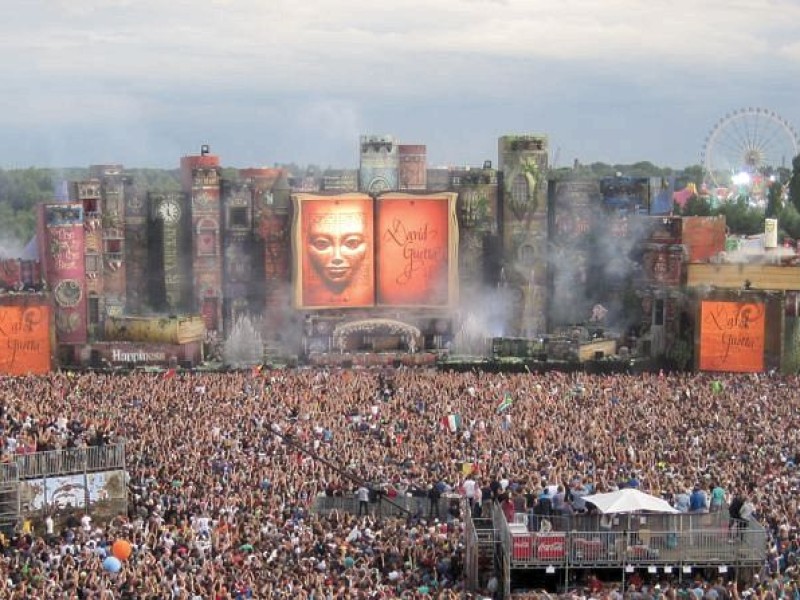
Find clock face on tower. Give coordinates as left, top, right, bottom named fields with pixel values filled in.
left=158, top=199, right=182, bottom=224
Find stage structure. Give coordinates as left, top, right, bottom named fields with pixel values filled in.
left=13, top=135, right=769, bottom=371
left=293, top=192, right=459, bottom=364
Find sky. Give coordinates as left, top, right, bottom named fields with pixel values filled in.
left=1, top=0, right=799, bottom=171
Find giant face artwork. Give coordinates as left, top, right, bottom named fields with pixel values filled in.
left=308, top=213, right=368, bottom=293
left=296, top=195, right=375, bottom=308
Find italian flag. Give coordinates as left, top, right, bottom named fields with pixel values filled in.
left=445, top=414, right=462, bottom=433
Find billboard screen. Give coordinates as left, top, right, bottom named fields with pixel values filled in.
left=0, top=304, right=51, bottom=375
left=699, top=301, right=765, bottom=372
left=376, top=194, right=458, bottom=307
left=293, top=194, right=375, bottom=309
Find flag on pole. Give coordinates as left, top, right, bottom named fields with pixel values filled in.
left=163, top=368, right=176, bottom=380
left=497, top=391, right=513, bottom=413
left=711, top=380, right=723, bottom=394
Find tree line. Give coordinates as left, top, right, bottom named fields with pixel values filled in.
left=0, top=168, right=183, bottom=254
left=1, top=160, right=798, bottom=255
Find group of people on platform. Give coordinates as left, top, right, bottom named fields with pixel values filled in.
left=0, top=368, right=798, bottom=598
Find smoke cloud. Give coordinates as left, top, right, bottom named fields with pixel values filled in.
left=453, top=285, right=512, bottom=356
left=223, top=314, right=265, bottom=368
left=547, top=179, right=647, bottom=334
left=0, top=236, right=26, bottom=260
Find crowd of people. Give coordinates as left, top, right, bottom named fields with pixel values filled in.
left=0, top=367, right=798, bottom=599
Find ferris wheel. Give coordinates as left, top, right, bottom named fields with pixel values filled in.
left=701, top=107, right=799, bottom=190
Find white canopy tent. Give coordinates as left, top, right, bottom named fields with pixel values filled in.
left=583, top=488, right=679, bottom=514
left=581, top=488, right=679, bottom=591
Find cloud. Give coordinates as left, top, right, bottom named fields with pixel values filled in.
left=6, top=0, right=799, bottom=89
left=294, top=100, right=363, bottom=145
left=0, top=0, right=798, bottom=167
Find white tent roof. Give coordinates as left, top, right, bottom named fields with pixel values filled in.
left=583, top=488, right=679, bottom=514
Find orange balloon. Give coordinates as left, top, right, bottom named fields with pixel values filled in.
left=111, top=539, right=132, bottom=561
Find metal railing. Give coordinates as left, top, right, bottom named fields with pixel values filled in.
left=0, top=463, right=20, bottom=527
left=13, top=444, right=125, bottom=481
left=0, top=463, right=19, bottom=485
left=493, top=502, right=512, bottom=600
left=463, top=499, right=480, bottom=593
left=505, top=511, right=767, bottom=569
left=524, top=509, right=732, bottom=535
left=311, top=492, right=460, bottom=519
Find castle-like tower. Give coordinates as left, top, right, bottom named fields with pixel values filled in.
left=498, top=134, right=549, bottom=336
left=452, top=162, right=499, bottom=298
left=359, top=135, right=399, bottom=193
left=124, top=173, right=148, bottom=315
left=241, top=169, right=291, bottom=340
left=37, top=203, right=87, bottom=355
left=397, top=145, right=427, bottom=191
left=181, top=145, right=223, bottom=333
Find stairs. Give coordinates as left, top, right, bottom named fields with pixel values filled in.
left=0, top=464, right=20, bottom=532
left=473, top=516, right=499, bottom=586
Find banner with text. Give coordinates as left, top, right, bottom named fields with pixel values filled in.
left=0, top=305, right=51, bottom=375
left=699, top=301, right=765, bottom=372
left=376, top=194, right=458, bottom=307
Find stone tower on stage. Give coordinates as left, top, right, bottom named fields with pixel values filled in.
left=181, top=145, right=223, bottom=334
left=68, top=169, right=129, bottom=340
left=359, top=135, right=399, bottom=194
left=498, top=134, right=549, bottom=337
left=88, top=165, right=129, bottom=325
left=243, top=169, right=292, bottom=341
left=397, top=145, right=427, bottom=191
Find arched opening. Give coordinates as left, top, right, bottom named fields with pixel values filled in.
left=332, top=319, right=422, bottom=354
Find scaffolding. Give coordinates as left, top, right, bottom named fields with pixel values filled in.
left=0, top=443, right=126, bottom=530
left=315, top=495, right=769, bottom=599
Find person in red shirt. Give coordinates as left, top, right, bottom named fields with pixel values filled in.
left=588, top=573, right=604, bottom=596
left=501, top=494, right=515, bottom=523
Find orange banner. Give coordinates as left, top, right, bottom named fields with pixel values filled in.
left=699, top=301, right=765, bottom=372
left=376, top=194, right=457, bottom=306
left=0, top=305, right=51, bottom=375
left=295, top=195, right=375, bottom=309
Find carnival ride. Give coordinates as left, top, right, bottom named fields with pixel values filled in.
left=701, top=107, right=799, bottom=204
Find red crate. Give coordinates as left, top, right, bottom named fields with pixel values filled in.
left=536, top=533, right=566, bottom=560
left=512, top=534, right=533, bottom=560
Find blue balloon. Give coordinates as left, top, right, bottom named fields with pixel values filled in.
left=103, top=556, right=122, bottom=573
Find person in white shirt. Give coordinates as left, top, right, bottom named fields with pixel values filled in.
left=80, top=513, right=92, bottom=533
left=463, top=477, right=477, bottom=508
left=739, top=497, right=757, bottom=521
left=357, top=485, right=370, bottom=516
